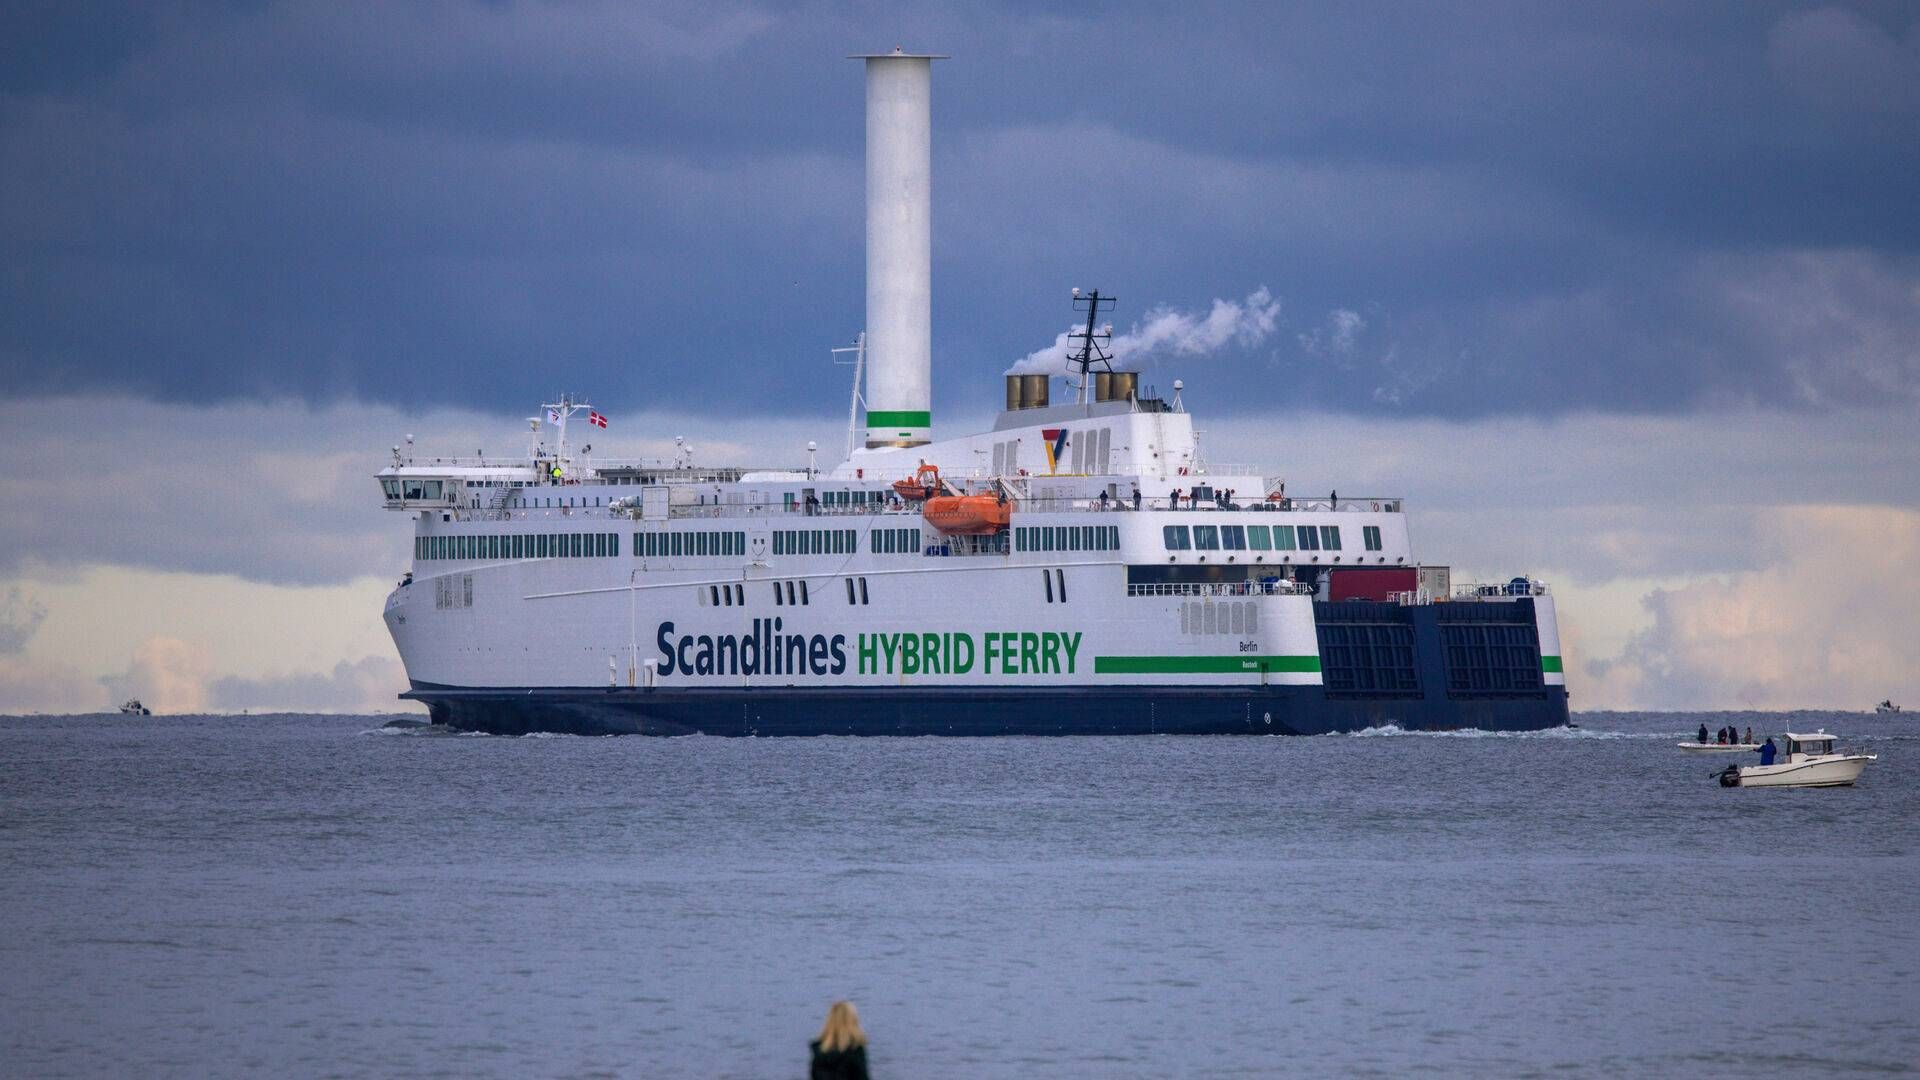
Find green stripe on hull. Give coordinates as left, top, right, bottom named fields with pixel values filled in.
left=865, top=410, right=931, bottom=429
left=1095, top=655, right=1322, bottom=675
left=1541, top=655, right=1564, bottom=673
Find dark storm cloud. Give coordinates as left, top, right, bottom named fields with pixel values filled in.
left=2, top=1, right=1917, bottom=419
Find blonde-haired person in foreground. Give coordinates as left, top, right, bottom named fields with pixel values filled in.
left=809, top=1000, right=870, bottom=1080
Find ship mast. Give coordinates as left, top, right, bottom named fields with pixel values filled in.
left=1065, top=288, right=1115, bottom=404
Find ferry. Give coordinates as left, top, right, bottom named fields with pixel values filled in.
left=376, top=51, right=1570, bottom=736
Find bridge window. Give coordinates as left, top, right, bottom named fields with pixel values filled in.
left=1297, top=526, right=1319, bottom=551
left=1221, top=525, right=1246, bottom=550
left=1321, top=526, right=1342, bottom=551
left=1163, top=525, right=1191, bottom=550
left=1192, top=525, right=1220, bottom=550
left=1247, top=525, right=1271, bottom=550
left=1363, top=525, right=1382, bottom=551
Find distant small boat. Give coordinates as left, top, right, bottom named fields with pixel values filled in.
left=1875, top=699, right=1901, bottom=714
left=118, top=699, right=151, bottom=716
left=1717, top=731, right=1875, bottom=788
left=1677, top=741, right=1757, bottom=753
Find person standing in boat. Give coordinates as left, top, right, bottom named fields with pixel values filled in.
left=1759, top=737, right=1777, bottom=766
left=1698, top=723, right=1708, bottom=744
left=1745, top=726, right=1753, bottom=745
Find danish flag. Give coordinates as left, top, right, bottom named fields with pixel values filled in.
left=587, top=410, right=608, bottom=428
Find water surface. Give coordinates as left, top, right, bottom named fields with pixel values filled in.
left=2, top=711, right=1915, bottom=1077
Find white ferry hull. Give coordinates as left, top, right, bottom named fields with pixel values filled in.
left=385, top=548, right=1569, bottom=736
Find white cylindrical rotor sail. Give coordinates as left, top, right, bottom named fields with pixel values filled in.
left=854, top=50, right=944, bottom=448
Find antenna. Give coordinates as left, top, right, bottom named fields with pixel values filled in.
left=832, top=332, right=867, bottom=459
left=1065, top=289, right=1116, bottom=404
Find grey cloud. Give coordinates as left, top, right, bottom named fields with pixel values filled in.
left=4, top=2, right=1919, bottom=423
left=1769, top=6, right=1920, bottom=115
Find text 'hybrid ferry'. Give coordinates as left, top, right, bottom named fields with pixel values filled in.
left=377, top=50, right=1569, bottom=736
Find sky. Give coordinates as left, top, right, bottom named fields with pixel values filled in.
left=2, top=1, right=1917, bottom=713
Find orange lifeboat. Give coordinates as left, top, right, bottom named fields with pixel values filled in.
left=891, top=462, right=942, bottom=502
left=923, top=492, right=1012, bottom=535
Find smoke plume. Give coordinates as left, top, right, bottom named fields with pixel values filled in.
left=1006, top=287, right=1281, bottom=375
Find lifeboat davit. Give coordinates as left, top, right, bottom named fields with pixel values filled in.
left=891, top=462, right=942, bottom=502
left=923, top=493, right=1012, bottom=535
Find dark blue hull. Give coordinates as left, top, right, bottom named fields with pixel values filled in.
left=403, top=682, right=1569, bottom=736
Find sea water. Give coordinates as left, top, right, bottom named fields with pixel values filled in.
left=1, top=712, right=1915, bottom=1077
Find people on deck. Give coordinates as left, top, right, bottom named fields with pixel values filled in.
left=810, top=1001, right=870, bottom=1080
left=1745, top=726, right=1754, bottom=745
left=1131, top=486, right=1142, bottom=511
left=1698, top=724, right=1708, bottom=744
left=1759, top=737, right=1777, bottom=766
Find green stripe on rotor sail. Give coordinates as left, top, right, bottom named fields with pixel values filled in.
left=1094, top=655, right=1322, bottom=674
left=865, top=410, right=931, bottom=430
left=1541, top=655, right=1564, bottom=673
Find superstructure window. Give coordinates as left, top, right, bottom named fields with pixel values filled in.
left=1321, top=526, right=1341, bottom=551
left=1192, top=525, right=1220, bottom=550
left=1297, top=526, right=1319, bottom=551
left=1221, top=525, right=1246, bottom=550
left=1247, top=525, right=1271, bottom=550
left=1163, top=525, right=1191, bottom=550
left=1363, top=525, right=1382, bottom=551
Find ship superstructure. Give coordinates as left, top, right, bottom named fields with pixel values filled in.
left=376, top=51, right=1568, bottom=736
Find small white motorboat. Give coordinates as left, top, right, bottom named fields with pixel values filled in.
left=1875, top=699, right=1901, bottom=714
left=1678, top=741, right=1758, bottom=753
left=1717, top=731, right=1876, bottom=788
left=118, top=699, right=151, bottom=716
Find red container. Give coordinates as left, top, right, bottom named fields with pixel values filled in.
left=1327, top=567, right=1418, bottom=602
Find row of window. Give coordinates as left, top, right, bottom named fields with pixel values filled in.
left=773, top=529, right=858, bottom=556
left=639, top=531, right=746, bottom=558
left=1162, top=523, right=1343, bottom=553
left=1015, top=525, right=1121, bottom=553
left=699, top=583, right=748, bottom=607
left=417, top=532, right=620, bottom=561
left=417, top=522, right=1380, bottom=563
left=873, top=528, right=923, bottom=554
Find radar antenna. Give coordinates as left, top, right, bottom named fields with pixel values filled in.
left=1065, top=288, right=1116, bottom=404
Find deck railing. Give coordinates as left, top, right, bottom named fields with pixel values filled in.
left=1451, top=581, right=1550, bottom=599
left=1126, top=581, right=1316, bottom=598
